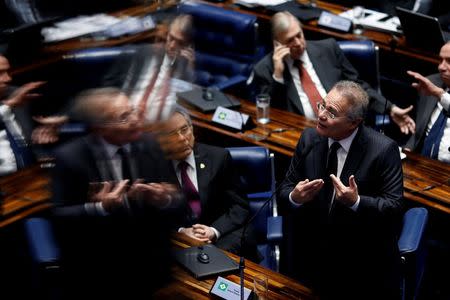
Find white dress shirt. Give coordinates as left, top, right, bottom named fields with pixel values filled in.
left=424, top=92, right=450, bottom=163
left=0, top=104, right=25, bottom=175
left=273, top=52, right=328, bottom=120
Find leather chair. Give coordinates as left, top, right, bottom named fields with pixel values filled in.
left=337, top=39, right=391, bottom=129
left=226, top=146, right=282, bottom=271
left=179, top=2, right=265, bottom=93
left=398, top=207, right=429, bottom=300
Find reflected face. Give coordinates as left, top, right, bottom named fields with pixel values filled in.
left=316, top=88, right=360, bottom=140
left=165, top=25, right=190, bottom=60
left=159, top=112, right=194, bottom=160
left=0, top=56, right=12, bottom=97
left=276, top=18, right=306, bottom=60
left=96, top=94, right=142, bottom=145
left=438, top=43, right=450, bottom=87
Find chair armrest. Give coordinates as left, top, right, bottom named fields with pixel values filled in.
left=267, top=216, right=283, bottom=243
left=398, top=207, right=428, bottom=255
left=24, top=218, right=60, bottom=266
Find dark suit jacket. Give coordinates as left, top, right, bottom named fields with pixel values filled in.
left=405, top=73, right=447, bottom=151
left=51, top=132, right=176, bottom=297
left=252, top=38, right=391, bottom=116
left=279, top=126, right=404, bottom=298
left=167, top=143, right=259, bottom=258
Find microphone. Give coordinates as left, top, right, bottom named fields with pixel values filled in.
left=239, top=139, right=316, bottom=300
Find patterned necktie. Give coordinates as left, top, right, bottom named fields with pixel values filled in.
left=117, top=147, right=132, bottom=180
left=421, top=109, right=447, bottom=159
left=295, top=60, right=322, bottom=116
left=324, top=142, right=341, bottom=212
left=178, top=161, right=201, bottom=219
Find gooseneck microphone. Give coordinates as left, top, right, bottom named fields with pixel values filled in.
left=239, top=139, right=317, bottom=300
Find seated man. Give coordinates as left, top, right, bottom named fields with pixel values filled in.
left=406, top=41, right=450, bottom=163
left=0, top=54, right=45, bottom=175
left=251, top=11, right=415, bottom=134
left=158, top=107, right=260, bottom=262
left=51, top=87, right=180, bottom=298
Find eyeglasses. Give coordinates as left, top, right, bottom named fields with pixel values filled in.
left=317, top=102, right=347, bottom=120
left=166, top=124, right=191, bottom=137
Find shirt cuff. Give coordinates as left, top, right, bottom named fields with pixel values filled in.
left=84, top=202, right=109, bottom=216
left=211, top=227, right=220, bottom=240
left=272, top=74, right=285, bottom=84
left=289, top=191, right=302, bottom=207
left=441, top=92, right=450, bottom=111
left=349, top=196, right=360, bottom=211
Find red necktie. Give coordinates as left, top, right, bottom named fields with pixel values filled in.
left=178, top=161, right=202, bottom=219
left=296, top=60, right=322, bottom=116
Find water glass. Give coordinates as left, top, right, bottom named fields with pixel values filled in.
left=253, top=274, right=268, bottom=299
left=256, top=94, right=270, bottom=124
left=352, top=6, right=365, bottom=35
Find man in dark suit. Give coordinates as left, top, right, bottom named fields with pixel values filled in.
left=405, top=41, right=450, bottom=163
left=279, top=81, right=404, bottom=299
left=252, top=11, right=415, bottom=135
left=158, top=107, right=259, bottom=261
left=51, top=87, right=179, bottom=298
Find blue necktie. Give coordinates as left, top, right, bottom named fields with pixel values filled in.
left=421, top=109, right=447, bottom=159
left=1, top=120, right=33, bottom=169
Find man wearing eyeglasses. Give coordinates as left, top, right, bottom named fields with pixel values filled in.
left=279, top=81, right=404, bottom=300
left=51, top=87, right=179, bottom=298
left=251, top=11, right=415, bottom=135
left=157, top=107, right=260, bottom=261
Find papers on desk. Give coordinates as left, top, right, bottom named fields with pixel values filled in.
left=41, top=14, right=155, bottom=43
left=339, top=8, right=401, bottom=34
left=233, top=0, right=289, bottom=8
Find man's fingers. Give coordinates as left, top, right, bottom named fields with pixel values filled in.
left=349, top=175, right=357, bottom=190
left=330, top=174, right=346, bottom=191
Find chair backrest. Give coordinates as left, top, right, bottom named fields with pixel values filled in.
left=226, top=146, right=281, bottom=271
left=179, top=2, right=265, bottom=90
left=337, top=40, right=380, bottom=92
left=398, top=207, right=429, bottom=300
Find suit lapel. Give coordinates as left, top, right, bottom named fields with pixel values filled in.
left=194, top=144, right=211, bottom=210
left=307, top=43, right=332, bottom=92
left=284, top=61, right=305, bottom=115
left=340, top=127, right=367, bottom=185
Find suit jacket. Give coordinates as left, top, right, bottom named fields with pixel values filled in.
left=279, top=126, right=404, bottom=298
left=168, top=143, right=249, bottom=237
left=405, top=73, right=447, bottom=151
left=51, top=132, right=175, bottom=296
left=252, top=38, right=391, bottom=116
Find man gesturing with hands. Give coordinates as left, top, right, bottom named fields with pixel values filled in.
left=280, top=81, right=404, bottom=300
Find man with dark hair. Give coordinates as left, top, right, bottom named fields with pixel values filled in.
left=252, top=11, right=415, bottom=135
left=406, top=41, right=450, bottom=163
left=279, top=81, right=404, bottom=299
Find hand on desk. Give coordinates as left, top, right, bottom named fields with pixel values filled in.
left=180, top=224, right=216, bottom=243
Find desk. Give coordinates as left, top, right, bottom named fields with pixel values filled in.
left=180, top=98, right=450, bottom=214
left=154, top=233, right=318, bottom=299
left=0, top=165, right=51, bottom=228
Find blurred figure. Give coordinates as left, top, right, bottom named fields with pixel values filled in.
left=0, top=54, right=45, bottom=175
left=51, top=87, right=179, bottom=298
left=251, top=11, right=415, bottom=135
left=406, top=41, right=450, bottom=163
left=279, top=81, right=403, bottom=299
left=157, top=107, right=261, bottom=262
left=104, top=14, right=195, bottom=124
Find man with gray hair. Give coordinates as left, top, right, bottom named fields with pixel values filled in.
left=279, top=81, right=404, bottom=299
left=251, top=11, right=415, bottom=135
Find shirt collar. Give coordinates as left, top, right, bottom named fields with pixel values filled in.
left=99, top=138, right=131, bottom=158
left=174, top=151, right=196, bottom=170
left=328, top=127, right=359, bottom=153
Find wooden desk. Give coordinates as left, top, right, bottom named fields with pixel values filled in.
left=0, top=165, right=51, bottom=228
left=154, top=233, right=318, bottom=299
left=181, top=99, right=450, bottom=214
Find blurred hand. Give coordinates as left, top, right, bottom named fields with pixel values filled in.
left=3, top=81, right=45, bottom=107
left=179, top=46, right=195, bottom=67
left=31, top=115, right=68, bottom=144
left=390, top=105, right=415, bottom=135
left=180, top=225, right=212, bottom=243
left=128, top=182, right=179, bottom=207
left=90, top=180, right=129, bottom=212
left=330, top=174, right=358, bottom=207
left=290, top=178, right=324, bottom=204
